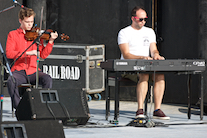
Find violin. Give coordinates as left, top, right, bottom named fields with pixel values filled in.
left=25, top=27, right=69, bottom=41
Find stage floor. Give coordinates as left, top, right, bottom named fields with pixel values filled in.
left=1, top=97, right=207, bottom=138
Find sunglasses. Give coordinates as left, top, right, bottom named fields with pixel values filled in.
left=134, top=16, right=148, bottom=22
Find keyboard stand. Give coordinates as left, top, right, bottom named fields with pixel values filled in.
left=105, top=71, right=204, bottom=121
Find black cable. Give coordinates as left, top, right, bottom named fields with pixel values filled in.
left=46, top=101, right=56, bottom=120
left=165, top=121, right=207, bottom=126
left=57, top=101, right=71, bottom=120
left=44, top=95, right=71, bottom=124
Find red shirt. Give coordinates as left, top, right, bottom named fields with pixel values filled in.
left=6, top=28, right=54, bottom=75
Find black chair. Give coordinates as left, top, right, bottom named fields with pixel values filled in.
left=105, top=72, right=153, bottom=121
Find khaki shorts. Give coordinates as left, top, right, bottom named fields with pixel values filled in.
left=121, top=73, right=153, bottom=83
left=121, top=74, right=139, bottom=83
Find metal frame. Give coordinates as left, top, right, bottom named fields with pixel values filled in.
left=105, top=71, right=204, bottom=121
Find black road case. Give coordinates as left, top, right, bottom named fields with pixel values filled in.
left=40, top=43, right=105, bottom=99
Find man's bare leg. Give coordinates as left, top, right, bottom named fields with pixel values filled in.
left=137, top=74, right=149, bottom=109
left=153, top=74, right=165, bottom=110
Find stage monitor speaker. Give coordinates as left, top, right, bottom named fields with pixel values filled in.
left=16, top=88, right=90, bottom=125
left=0, top=120, right=65, bottom=138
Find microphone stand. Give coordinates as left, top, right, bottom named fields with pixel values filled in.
left=13, top=0, right=25, bottom=9
left=35, top=39, right=40, bottom=89
left=0, top=0, right=25, bottom=14
left=0, top=5, right=16, bottom=14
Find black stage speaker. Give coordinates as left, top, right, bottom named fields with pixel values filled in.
left=0, top=120, right=65, bottom=138
left=16, top=88, right=90, bottom=125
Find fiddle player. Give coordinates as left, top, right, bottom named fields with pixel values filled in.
left=118, top=6, right=170, bottom=119
left=6, top=8, right=58, bottom=109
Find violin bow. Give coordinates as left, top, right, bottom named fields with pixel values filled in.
left=39, top=6, right=44, bottom=34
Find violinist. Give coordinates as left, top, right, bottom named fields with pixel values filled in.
left=6, top=8, right=58, bottom=109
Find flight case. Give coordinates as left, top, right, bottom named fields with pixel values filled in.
left=40, top=43, right=105, bottom=100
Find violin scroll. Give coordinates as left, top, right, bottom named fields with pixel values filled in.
left=60, top=33, right=70, bottom=41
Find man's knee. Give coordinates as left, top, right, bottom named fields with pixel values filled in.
left=138, top=74, right=149, bottom=82
left=155, top=74, right=165, bottom=81
left=45, top=74, right=52, bottom=79
left=41, top=74, right=52, bottom=88
left=7, top=76, right=15, bottom=87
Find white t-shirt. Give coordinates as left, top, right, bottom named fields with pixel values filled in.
left=118, top=26, right=156, bottom=59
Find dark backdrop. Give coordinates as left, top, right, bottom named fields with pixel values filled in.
left=46, top=0, right=152, bottom=60
left=0, top=0, right=22, bottom=50
left=157, top=0, right=200, bottom=104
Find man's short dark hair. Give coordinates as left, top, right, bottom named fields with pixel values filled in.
left=131, top=6, right=145, bottom=17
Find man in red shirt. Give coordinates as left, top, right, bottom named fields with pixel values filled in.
left=6, top=8, right=58, bottom=109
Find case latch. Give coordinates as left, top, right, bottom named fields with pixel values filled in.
left=76, top=55, right=83, bottom=63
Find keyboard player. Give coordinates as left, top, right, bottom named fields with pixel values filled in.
left=118, top=6, right=170, bottom=120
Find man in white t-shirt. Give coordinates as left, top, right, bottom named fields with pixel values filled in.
left=118, top=6, right=170, bottom=120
